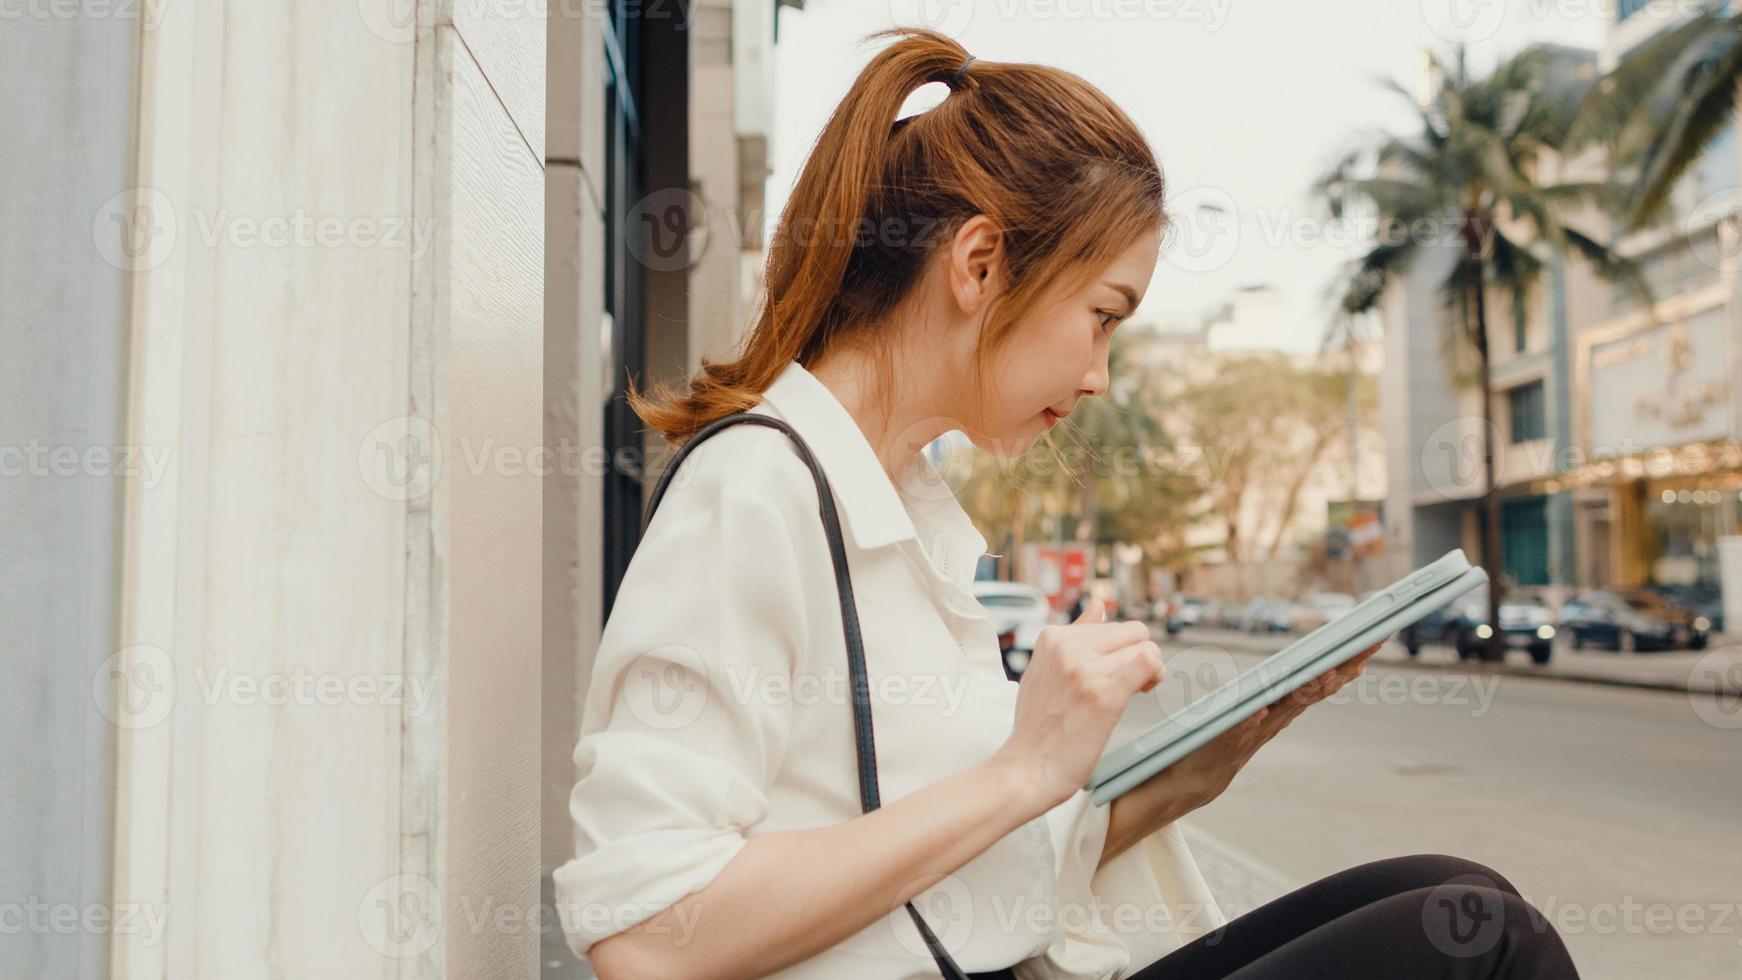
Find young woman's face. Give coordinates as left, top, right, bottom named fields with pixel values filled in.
left=970, top=224, right=1161, bottom=458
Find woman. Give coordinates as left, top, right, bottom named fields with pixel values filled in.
left=554, top=27, right=1578, bottom=980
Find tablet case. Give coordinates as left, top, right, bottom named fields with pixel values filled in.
left=1086, top=561, right=1489, bottom=807
left=1089, top=549, right=1472, bottom=788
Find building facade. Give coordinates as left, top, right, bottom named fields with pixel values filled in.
left=545, top=1, right=796, bottom=976
left=1548, top=6, right=1742, bottom=597
left=1384, top=12, right=1742, bottom=608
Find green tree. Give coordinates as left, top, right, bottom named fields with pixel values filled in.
left=956, top=329, right=1199, bottom=584
left=1167, top=354, right=1367, bottom=568
left=1315, top=45, right=1649, bottom=661
left=1566, top=2, right=1739, bottom=229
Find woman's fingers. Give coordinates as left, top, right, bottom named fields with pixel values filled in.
left=1071, top=597, right=1108, bottom=625
left=1050, top=619, right=1154, bottom=654
left=1103, top=639, right=1166, bottom=695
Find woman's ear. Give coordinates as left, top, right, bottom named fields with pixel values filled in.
left=948, top=215, right=1005, bottom=313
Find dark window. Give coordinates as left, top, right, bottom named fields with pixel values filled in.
left=1508, top=381, right=1546, bottom=443
left=1501, top=497, right=1550, bottom=587
left=600, top=0, right=647, bottom=619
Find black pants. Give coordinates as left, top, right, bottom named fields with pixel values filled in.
left=968, top=853, right=1579, bottom=979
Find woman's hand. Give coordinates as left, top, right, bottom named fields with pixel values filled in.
left=993, top=597, right=1164, bottom=812
left=1152, top=642, right=1384, bottom=814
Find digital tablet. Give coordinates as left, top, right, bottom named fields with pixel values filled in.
left=1085, top=551, right=1490, bottom=807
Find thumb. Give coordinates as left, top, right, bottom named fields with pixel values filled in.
left=1073, top=596, right=1105, bottom=624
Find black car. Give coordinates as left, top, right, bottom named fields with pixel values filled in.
left=1558, top=589, right=1710, bottom=652
left=1399, top=590, right=1557, bottom=665
left=1655, top=583, right=1724, bottom=635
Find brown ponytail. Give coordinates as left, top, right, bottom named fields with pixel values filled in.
left=628, top=26, right=1166, bottom=447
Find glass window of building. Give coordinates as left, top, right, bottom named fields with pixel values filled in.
left=1508, top=380, right=1547, bottom=443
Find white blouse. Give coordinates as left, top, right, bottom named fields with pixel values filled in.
left=554, top=358, right=1226, bottom=979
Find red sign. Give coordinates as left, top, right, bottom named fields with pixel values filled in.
left=1025, top=543, right=1092, bottom=612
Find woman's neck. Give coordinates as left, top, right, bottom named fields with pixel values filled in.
left=807, top=345, right=956, bottom=490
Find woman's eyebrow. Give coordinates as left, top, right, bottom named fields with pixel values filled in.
left=1103, top=282, right=1138, bottom=314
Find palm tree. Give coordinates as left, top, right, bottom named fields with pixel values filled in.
left=1565, top=1, right=1737, bottom=229
left=1320, top=308, right=1381, bottom=591
left=1315, top=45, right=1651, bottom=661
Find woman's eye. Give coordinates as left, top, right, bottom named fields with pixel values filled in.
left=1097, top=310, right=1118, bottom=331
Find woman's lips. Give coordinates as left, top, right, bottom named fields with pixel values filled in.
left=1043, top=409, right=1058, bottom=428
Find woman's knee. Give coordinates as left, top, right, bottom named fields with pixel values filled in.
left=1409, top=883, right=1575, bottom=975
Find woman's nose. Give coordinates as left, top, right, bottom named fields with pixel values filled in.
left=1079, top=361, right=1109, bottom=398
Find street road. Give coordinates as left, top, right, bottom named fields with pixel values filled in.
left=1124, top=639, right=1742, bottom=980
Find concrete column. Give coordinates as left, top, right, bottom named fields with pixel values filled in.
left=542, top=2, right=607, bottom=975
left=105, top=1, right=544, bottom=976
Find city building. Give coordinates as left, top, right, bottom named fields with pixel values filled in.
left=546, top=1, right=798, bottom=975
left=1544, top=6, right=1742, bottom=594
left=1380, top=45, right=1599, bottom=596
left=1384, top=16, right=1742, bottom=603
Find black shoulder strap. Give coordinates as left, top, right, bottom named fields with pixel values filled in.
left=641, top=412, right=972, bottom=980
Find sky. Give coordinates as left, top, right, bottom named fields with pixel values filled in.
left=767, top=0, right=1612, bottom=353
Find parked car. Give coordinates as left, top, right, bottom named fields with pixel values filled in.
left=1198, top=598, right=1232, bottom=629
left=972, top=581, right=1052, bottom=678
left=1399, top=589, right=1557, bottom=664
left=1288, top=592, right=1357, bottom=633
left=1488, top=590, right=1560, bottom=664
left=1240, top=596, right=1293, bottom=634
left=1212, top=598, right=1252, bottom=630
left=1654, top=582, right=1723, bottom=635
left=1165, top=595, right=1209, bottom=634
left=1559, top=588, right=1709, bottom=652
left=1152, top=593, right=1174, bottom=629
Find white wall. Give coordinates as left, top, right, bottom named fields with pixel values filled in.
left=107, top=1, right=543, bottom=977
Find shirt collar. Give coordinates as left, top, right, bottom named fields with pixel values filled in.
left=753, top=359, right=989, bottom=591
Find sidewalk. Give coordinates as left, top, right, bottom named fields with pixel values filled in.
left=1176, top=627, right=1742, bottom=697
left=1177, top=823, right=1295, bottom=919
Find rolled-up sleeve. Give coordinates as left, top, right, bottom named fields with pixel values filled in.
left=1018, top=794, right=1226, bottom=980
left=553, top=478, right=810, bottom=960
